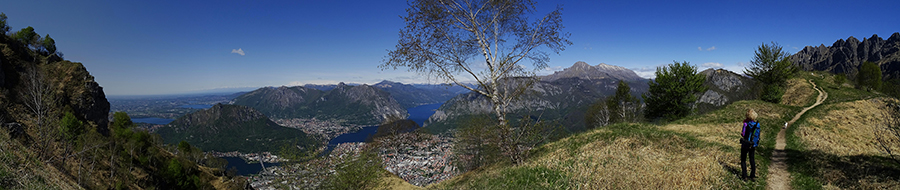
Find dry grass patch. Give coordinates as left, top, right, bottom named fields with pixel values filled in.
left=790, top=97, right=900, bottom=189
left=380, top=174, right=423, bottom=190
left=527, top=125, right=733, bottom=190
left=662, top=124, right=741, bottom=150
left=798, top=98, right=893, bottom=156
left=782, top=78, right=815, bottom=107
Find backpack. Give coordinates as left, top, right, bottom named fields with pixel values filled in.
left=741, top=121, right=760, bottom=147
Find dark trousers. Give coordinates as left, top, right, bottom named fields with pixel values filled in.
left=740, top=144, right=756, bottom=179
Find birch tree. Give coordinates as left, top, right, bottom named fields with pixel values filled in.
left=21, top=65, right=56, bottom=160
left=382, top=0, right=570, bottom=165
left=382, top=0, right=571, bottom=126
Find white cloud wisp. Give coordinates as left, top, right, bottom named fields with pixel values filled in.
left=231, top=48, right=245, bottom=56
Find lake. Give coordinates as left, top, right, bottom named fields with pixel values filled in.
left=222, top=157, right=280, bottom=176
left=131, top=117, right=174, bottom=125
left=407, top=103, right=442, bottom=127
left=321, top=103, right=443, bottom=155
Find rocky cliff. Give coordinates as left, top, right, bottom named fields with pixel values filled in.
left=233, top=83, right=407, bottom=125
left=789, top=32, right=900, bottom=80
left=0, top=35, right=110, bottom=135
left=693, top=69, right=757, bottom=114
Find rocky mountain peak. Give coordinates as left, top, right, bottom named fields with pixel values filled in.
left=542, top=61, right=643, bottom=82
left=596, top=63, right=627, bottom=71
left=572, top=61, right=591, bottom=69
left=375, top=80, right=399, bottom=88
left=789, top=32, right=900, bottom=80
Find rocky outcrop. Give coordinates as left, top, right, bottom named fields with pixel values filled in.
left=694, top=69, right=757, bottom=114
left=0, top=35, right=110, bottom=135
left=82, top=80, right=110, bottom=135
left=789, top=32, right=900, bottom=80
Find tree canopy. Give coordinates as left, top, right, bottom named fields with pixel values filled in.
left=0, top=13, right=9, bottom=34
left=643, top=61, right=706, bottom=121
left=857, top=61, right=882, bottom=91
left=744, top=42, right=796, bottom=103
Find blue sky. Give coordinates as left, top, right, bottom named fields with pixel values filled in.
left=2, top=0, right=898, bottom=95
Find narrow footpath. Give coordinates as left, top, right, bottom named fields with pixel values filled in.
left=766, top=79, right=827, bottom=190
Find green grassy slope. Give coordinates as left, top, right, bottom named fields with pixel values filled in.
left=427, top=71, right=900, bottom=189
left=431, top=98, right=799, bottom=189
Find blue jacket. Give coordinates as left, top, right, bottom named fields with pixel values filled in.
left=742, top=120, right=761, bottom=147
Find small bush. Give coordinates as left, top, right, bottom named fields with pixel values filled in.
left=834, top=74, right=846, bottom=86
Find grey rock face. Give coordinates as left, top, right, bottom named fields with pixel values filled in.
left=83, top=81, right=110, bottom=135
left=789, top=32, right=900, bottom=80
left=697, top=90, right=727, bottom=107
left=694, top=69, right=757, bottom=113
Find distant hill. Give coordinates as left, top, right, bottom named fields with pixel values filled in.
left=789, top=32, right=900, bottom=80
left=233, top=83, right=407, bottom=125
left=300, top=81, right=467, bottom=108
left=374, top=80, right=466, bottom=108
left=157, top=104, right=317, bottom=153
left=425, top=62, right=650, bottom=133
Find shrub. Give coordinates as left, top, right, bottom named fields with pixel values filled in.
left=744, top=42, right=797, bottom=103
left=643, top=61, right=706, bottom=121
left=857, top=61, right=882, bottom=91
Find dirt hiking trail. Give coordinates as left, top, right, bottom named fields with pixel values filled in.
left=766, top=79, right=827, bottom=190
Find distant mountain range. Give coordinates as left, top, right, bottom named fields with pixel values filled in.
left=232, top=83, right=407, bottom=125
left=373, top=80, right=468, bottom=108
left=425, top=62, right=650, bottom=133
left=789, top=32, right=900, bottom=80
left=156, top=104, right=317, bottom=153
left=542, top=61, right=644, bottom=82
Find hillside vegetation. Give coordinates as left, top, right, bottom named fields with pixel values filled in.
left=429, top=99, right=794, bottom=189
left=786, top=71, right=900, bottom=189
left=0, top=16, right=245, bottom=189
left=157, top=104, right=318, bottom=153
left=420, top=70, right=899, bottom=189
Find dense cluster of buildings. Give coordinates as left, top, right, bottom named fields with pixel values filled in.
left=377, top=133, right=457, bottom=186
left=274, top=118, right=363, bottom=140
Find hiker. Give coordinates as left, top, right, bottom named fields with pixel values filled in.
left=740, top=109, right=761, bottom=180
